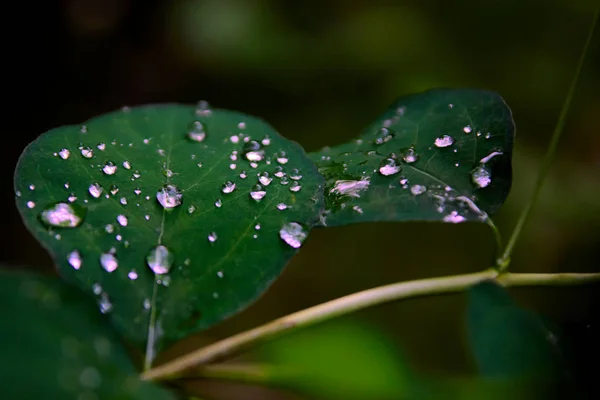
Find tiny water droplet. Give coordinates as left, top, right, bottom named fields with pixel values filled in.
left=97, top=143, right=106, bottom=151
left=276, top=203, right=288, bottom=210
left=238, top=122, right=246, bottom=129
left=410, top=184, right=427, bottom=196
left=250, top=184, right=267, bottom=201
left=122, top=161, right=132, bottom=170
left=215, top=199, right=223, bottom=208
left=89, top=183, right=103, bottom=198
left=434, top=135, right=454, bottom=148
left=258, top=172, right=272, bottom=186
left=128, top=270, right=138, bottom=280
left=92, top=283, right=102, bottom=295
left=188, top=205, right=196, bottom=214
left=261, top=135, right=271, bottom=146
left=58, top=148, right=70, bottom=160
left=68, top=195, right=77, bottom=203
left=463, top=125, right=472, bottom=134
left=187, top=121, right=207, bottom=142
left=279, top=222, right=307, bottom=249
left=116, top=214, right=128, bottom=227
left=99, top=294, right=112, bottom=314
left=67, top=250, right=82, bottom=270
left=471, top=165, right=492, bottom=188
left=156, top=184, right=183, bottom=209
left=120, top=197, right=127, bottom=205
left=39, top=202, right=86, bottom=228
left=146, top=245, right=174, bottom=275
left=26, top=201, right=36, bottom=209
left=217, top=270, right=224, bottom=278
left=374, top=127, right=394, bottom=145
left=289, top=181, right=302, bottom=192
left=109, top=185, right=119, bottom=196
left=378, top=158, right=402, bottom=176
left=100, top=252, right=118, bottom=273
left=221, top=181, right=236, bottom=194
left=105, top=224, right=114, bottom=234
left=208, top=231, right=218, bottom=242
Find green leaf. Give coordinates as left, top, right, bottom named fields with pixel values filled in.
left=0, top=269, right=175, bottom=399
left=467, top=281, right=563, bottom=379
left=14, top=104, right=324, bottom=361
left=309, top=89, right=514, bottom=226
left=260, top=321, right=411, bottom=399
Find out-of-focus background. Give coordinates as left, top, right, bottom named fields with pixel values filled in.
left=3, top=0, right=599, bottom=399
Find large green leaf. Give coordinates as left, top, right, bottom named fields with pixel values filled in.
left=0, top=269, right=175, bottom=399
left=467, top=281, right=563, bottom=379
left=14, top=104, right=324, bottom=362
left=309, top=89, right=514, bottom=226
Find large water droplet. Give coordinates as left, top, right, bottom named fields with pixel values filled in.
left=279, top=222, right=307, bottom=249
left=187, top=121, right=207, bottom=142
left=67, top=250, right=82, bottom=270
left=276, top=151, right=289, bottom=165
left=243, top=141, right=265, bottom=162
left=58, top=148, right=70, bottom=160
left=221, top=181, right=236, bottom=194
left=102, top=161, right=117, bottom=175
left=156, top=184, right=183, bottom=209
left=434, top=135, right=454, bottom=148
left=471, top=165, right=492, bottom=188
left=250, top=184, right=266, bottom=201
left=258, top=171, right=272, bottom=186
left=378, top=158, right=402, bottom=176
left=402, top=147, right=419, bottom=163
left=100, top=252, right=118, bottom=273
left=89, top=183, right=103, bottom=198
left=330, top=179, right=370, bottom=198
left=274, top=166, right=285, bottom=178
left=81, top=147, right=94, bottom=159
left=289, top=169, right=302, bottom=180
left=146, top=245, right=174, bottom=275
left=39, top=202, right=86, bottom=228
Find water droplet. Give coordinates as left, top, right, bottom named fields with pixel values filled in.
left=402, top=147, right=419, bottom=163
left=100, top=252, right=118, bottom=273
left=217, top=270, right=224, bottom=278
left=187, top=121, right=207, bottom=142
left=101, top=161, right=117, bottom=175
left=26, top=201, right=36, bottom=209
left=88, top=183, right=103, bottom=198
left=243, top=141, right=265, bottom=162
left=254, top=223, right=261, bottom=230
left=374, top=127, right=394, bottom=145
left=156, top=184, right=183, bottom=209
left=128, top=270, right=138, bottom=280
left=92, top=283, right=102, bottom=295
left=410, top=184, right=427, bottom=196
left=39, top=202, right=86, bottom=228
left=67, top=250, right=82, bottom=270
left=443, top=211, right=466, bottom=223
left=118, top=197, right=127, bottom=206
left=485, top=132, right=492, bottom=139
left=276, top=203, right=288, bottom=210
left=163, top=169, right=174, bottom=178
left=221, top=181, right=236, bottom=194
left=134, top=188, right=142, bottom=196
left=448, top=103, right=454, bottom=109
left=276, top=151, right=288, bottom=164
left=471, top=165, right=492, bottom=188
left=132, top=171, right=141, bottom=180
left=238, top=122, right=246, bottom=129
left=434, top=135, right=454, bottom=148
left=97, top=143, right=106, bottom=151
left=188, top=205, right=196, bottom=214
left=378, top=158, right=402, bottom=176
left=122, top=161, right=132, bottom=170
left=289, top=169, right=302, bottom=180
left=230, top=135, right=240, bottom=144
left=215, top=199, right=223, bottom=208
left=280, top=176, right=289, bottom=185
left=261, top=135, right=271, bottom=146
left=116, top=214, right=128, bottom=227
left=463, top=125, right=472, bottom=134
left=81, top=147, right=94, bottom=158
left=289, top=182, right=302, bottom=192
left=480, top=151, right=503, bottom=164
left=279, top=222, right=307, bottom=249
left=208, top=232, right=218, bottom=242
left=105, top=224, right=115, bottom=234
left=274, top=166, right=285, bottom=178
left=58, top=148, right=70, bottom=160
left=99, top=294, right=112, bottom=314
left=146, top=245, right=174, bottom=275
left=330, top=179, right=370, bottom=198
left=258, top=172, right=273, bottom=186
left=352, top=205, right=364, bottom=214
left=250, top=184, right=267, bottom=201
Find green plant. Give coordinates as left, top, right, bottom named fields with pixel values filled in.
left=3, top=8, right=598, bottom=399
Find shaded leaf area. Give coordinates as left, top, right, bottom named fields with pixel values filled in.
left=467, top=281, right=570, bottom=398
left=14, top=104, right=324, bottom=360
left=309, top=89, right=514, bottom=227
left=0, top=269, right=175, bottom=399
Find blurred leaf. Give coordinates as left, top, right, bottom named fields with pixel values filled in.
left=0, top=269, right=175, bottom=399
left=467, top=281, right=563, bottom=378
left=260, top=321, right=411, bottom=400
left=310, top=89, right=514, bottom=227
left=14, top=104, right=324, bottom=360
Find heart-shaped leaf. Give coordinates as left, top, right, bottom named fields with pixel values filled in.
left=0, top=269, right=175, bottom=399
left=14, top=104, right=324, bottom=364
left=309, top=89, right=514, bottom=226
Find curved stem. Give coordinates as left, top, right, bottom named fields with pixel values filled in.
left=142, top=270, right=600, bottom=381
left=498, top=5, right=600, bottom=267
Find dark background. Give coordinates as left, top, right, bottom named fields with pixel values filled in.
left=3, top=1, right=599, bottom=399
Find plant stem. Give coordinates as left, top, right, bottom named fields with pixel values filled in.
left=177, top=364, right=276, bottom=385
left=142, top=270, right=600, bottom=381
left=498, top=5, right=600, bottom=267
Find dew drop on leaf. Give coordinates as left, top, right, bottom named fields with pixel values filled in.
left=471, top=165, right=492, bottom=188
left=122, top=161, right=132, bottom=170
left=187, top=121, right=207, bottom=142
left=410, top=184, right=427, bottom=196
left=221, top=181, right=236, bottom=194
left=289, top=169, right=303, bottom=180
left=289, top=182, right=302, bottom=192
left=274, top=166, right=285, bottom=178
left=67, top=250, right=82, bottom=270
left=100, top=252, right=118, bottom=273
left=215, top=199, right=223, bottom=208
left=276, top=203, right=288, bottom=210
left=26, top=201, right=36, bottom=209
left=378, top=158, right=402, bottom=176
left=276, top=151, right=289, bottom=165
left=146, top=244, right=174, bottom=275
left=88, top=183, right=103, bottom=198
left=243, top=141, right=264, bottom=162
left=81, top=147, right=93, bottom=159
left=250, top=184, right=267, bottom=201
left=279, top=222, right=307, bottom=249
left=258, top=172, right=273, bottom=186
left=39, top=202, right=86, bottom=228
left=128, top=270, right=138, bottom=280
left=443, top=211, right=466, bottom=223
left=116, top=214, right=128, bottom=227
left=463, top=125, right=472, bottom=134
left=208, top=232, right=218, bottom=242
left=58, top=148, right=70, bottom=160
left=102, top=161, right=117, bottom=175
left=156, top=184, right=183, bottom=209
left=402, top=147, right=419, bottom=163
left=434, top=135, right=454, bottom=148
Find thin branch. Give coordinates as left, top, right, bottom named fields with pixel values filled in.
left=498, top=5, right=600, bottom=266
left=142, top=270, right=600, bottom=381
